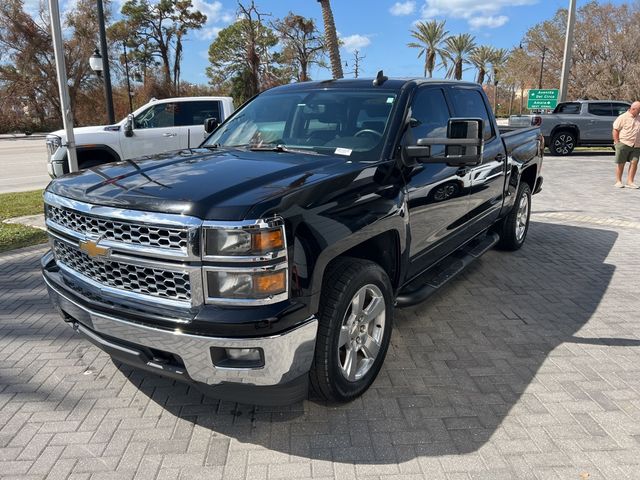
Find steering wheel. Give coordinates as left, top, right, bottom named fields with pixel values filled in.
left=354, top=129, right=383, bottom=139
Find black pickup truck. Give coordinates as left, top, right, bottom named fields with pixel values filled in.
left=41, top=75, right=543, bottom=405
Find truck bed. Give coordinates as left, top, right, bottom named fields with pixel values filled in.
left=499, top=126, right=541, bottom=159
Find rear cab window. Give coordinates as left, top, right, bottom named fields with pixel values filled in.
left=587, top=103, right=613, bottom=116
left=553, top=102, right=581, bottom=114
left=449, top=87, right=494, bottom=140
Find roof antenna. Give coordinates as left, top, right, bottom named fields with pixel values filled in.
left=373, top=70, right=388, bottom=86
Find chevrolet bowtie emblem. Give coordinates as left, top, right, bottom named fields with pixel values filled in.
left=79, top=239, right=110, bottom=260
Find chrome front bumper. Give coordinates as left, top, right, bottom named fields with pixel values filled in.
left=44, top=275, right=318, bottom=387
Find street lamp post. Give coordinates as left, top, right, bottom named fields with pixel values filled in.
left=95, top=0, right=115, bottom=124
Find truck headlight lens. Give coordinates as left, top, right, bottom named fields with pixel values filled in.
left=206, top=269, right=286, bottom=300
left=202, top=219, right=288, bottom=305
left=203, top=227, right=285, bottom=256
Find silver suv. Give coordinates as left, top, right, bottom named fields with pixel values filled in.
left=509, top=100, right=630, bottom=155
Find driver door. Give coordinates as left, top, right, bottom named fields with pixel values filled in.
left=121, top=102, right=182, bottom=160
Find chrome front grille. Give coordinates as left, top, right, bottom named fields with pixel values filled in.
left=46, top=204, right=188, bottom=251
left=53, top=240, right=191, bottom=302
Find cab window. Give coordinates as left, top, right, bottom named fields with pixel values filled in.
left=134, top=103, right=177, bottom=129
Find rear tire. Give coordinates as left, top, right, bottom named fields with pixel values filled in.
left=309, top=258, right=393, bottom=402
left=549, top=131, right=576, bottom=156
left=496, top=182, right=531, bottom=251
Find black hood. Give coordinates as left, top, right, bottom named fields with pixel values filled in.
left=46, top=148, right=364, bottom=220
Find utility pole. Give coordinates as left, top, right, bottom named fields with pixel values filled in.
left=538, top=45, right=546, bottom=90
left=559, top=0, right=577, bottom=102
left=48, top=0, right=78, bottom=172
left=122, top=42, right=133, bottom=114
left=96, top=0, right=115, bottom=124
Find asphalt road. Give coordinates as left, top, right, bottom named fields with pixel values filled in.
left=0, top=137, right=50, bottom=194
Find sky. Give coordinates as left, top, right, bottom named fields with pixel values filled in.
left=32, top=0, right=631, bottom=85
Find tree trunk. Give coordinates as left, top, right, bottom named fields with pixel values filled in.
left=427, top=50, right=435, bottom=78
left=455, top=60, right=462, bottom=80
left=476, top=69, right=485, bottom=85
left=318, top=0, right=343, bottom=79
left=300, top=59, right=309, bottom=82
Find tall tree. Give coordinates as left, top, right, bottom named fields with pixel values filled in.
left=443, top=33, right=476, bottom=80
left=469, top=45, right=494, bottom=84
left=407, top=19, right=448, bottom=78
left=317, top=0, right=343, bottom=79
left=206, top=19, right=282, bottom=102
left=116, top=0, right=206, bottom=93
left=273, top=13, right=326, bottom=82
left=0, top=0, right=107, bottom=130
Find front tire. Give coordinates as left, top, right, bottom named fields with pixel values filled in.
left=309, top=258, right=393, bottom=402
left=550, top=131, right=576, bottom=156
left=496, top=182, right=532, bottom=251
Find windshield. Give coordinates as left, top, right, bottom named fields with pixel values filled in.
left=203, top=89, right=397, bottom=161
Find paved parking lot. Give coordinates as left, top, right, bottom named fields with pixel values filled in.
left=0, top=137, right=50, bottom=194
left=2, top=151, right=640, bottom=479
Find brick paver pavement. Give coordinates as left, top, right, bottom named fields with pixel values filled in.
left=2, top=152, right=640, bottom=479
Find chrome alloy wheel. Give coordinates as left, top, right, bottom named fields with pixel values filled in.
left=515, top=193, right=529, bottom=242
left=338, top=284, right=386, bottom=382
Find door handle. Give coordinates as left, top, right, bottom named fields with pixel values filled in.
left=162, top=133, right=177, bottom=137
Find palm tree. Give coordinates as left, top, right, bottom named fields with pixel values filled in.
left=443, top=33, right=476, bottom=80
left=317, top=0, right=343, bottom=79
left=407, top=20, right=448, bottom=78
left=469, top=45, right=494, bottom=84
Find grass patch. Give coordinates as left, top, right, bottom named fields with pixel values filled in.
left=0, top=189, right=45, bottom=220
left=0, top=223, right=48, bottom=253
left=0, top=189, right=48, bottom=253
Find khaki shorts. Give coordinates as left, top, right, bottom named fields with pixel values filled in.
left=614, top=143, right=640, bottom=164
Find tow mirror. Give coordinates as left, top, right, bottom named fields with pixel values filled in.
left=204, top=117, right=219, bottom=134
left=404, top=118, right=484, bottom=167
left=124, top=114, right=134, bottom=137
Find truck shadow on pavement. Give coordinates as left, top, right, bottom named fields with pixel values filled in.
left=111, top=221, right=630, bottom=461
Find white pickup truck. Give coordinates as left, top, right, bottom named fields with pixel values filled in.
left=46, top=96, right=234, bottom=177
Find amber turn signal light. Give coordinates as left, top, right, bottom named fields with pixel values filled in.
left=255, top=271, right=286, bottom=295
left=252, top=229, right=284, bottom=253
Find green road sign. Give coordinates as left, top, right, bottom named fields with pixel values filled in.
left=527, top=89, right=559, bottom=110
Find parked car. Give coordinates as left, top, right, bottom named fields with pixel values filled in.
left=508, top=100, right=630, bottom=155
left=41, top=75, right=543, bottom=405
left=45, top=96, right=234, bottom=177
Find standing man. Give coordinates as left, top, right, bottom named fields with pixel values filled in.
left=613, top=101, right=640, bottom=188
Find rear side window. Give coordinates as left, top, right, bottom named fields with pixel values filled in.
left=175, top=101, right=222, bottom=127
left=408, top=88, right=451, bottom=156
left=612, top=103, right=630, bottom=116
left=449, top=88, right=493, bottom=140
left=588, top=103, right=613, bottom=116
left=553, top=102, right=581, bottom=114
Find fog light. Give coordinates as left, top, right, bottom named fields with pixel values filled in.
left=210, top=346, right=264, bottom=368
left=226, top=348, right=261, bottom=362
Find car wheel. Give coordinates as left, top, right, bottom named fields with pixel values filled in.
left=496, top=182, right=532, bottom=251
left=550, top=131, right=576, bottom=156
left=309, top=257, right=393, bottom=402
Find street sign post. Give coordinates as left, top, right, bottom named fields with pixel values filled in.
left=527, top=89, right=559, bottom=110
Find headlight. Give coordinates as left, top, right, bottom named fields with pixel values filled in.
left=202, top=218, right=289, bottom=305
left=205, top=268, right=287, bottom=301
left=204, top=228, right=284, bottom=256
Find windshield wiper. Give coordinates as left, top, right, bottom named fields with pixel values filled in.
left=248, top=144, right=324, bottom=155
